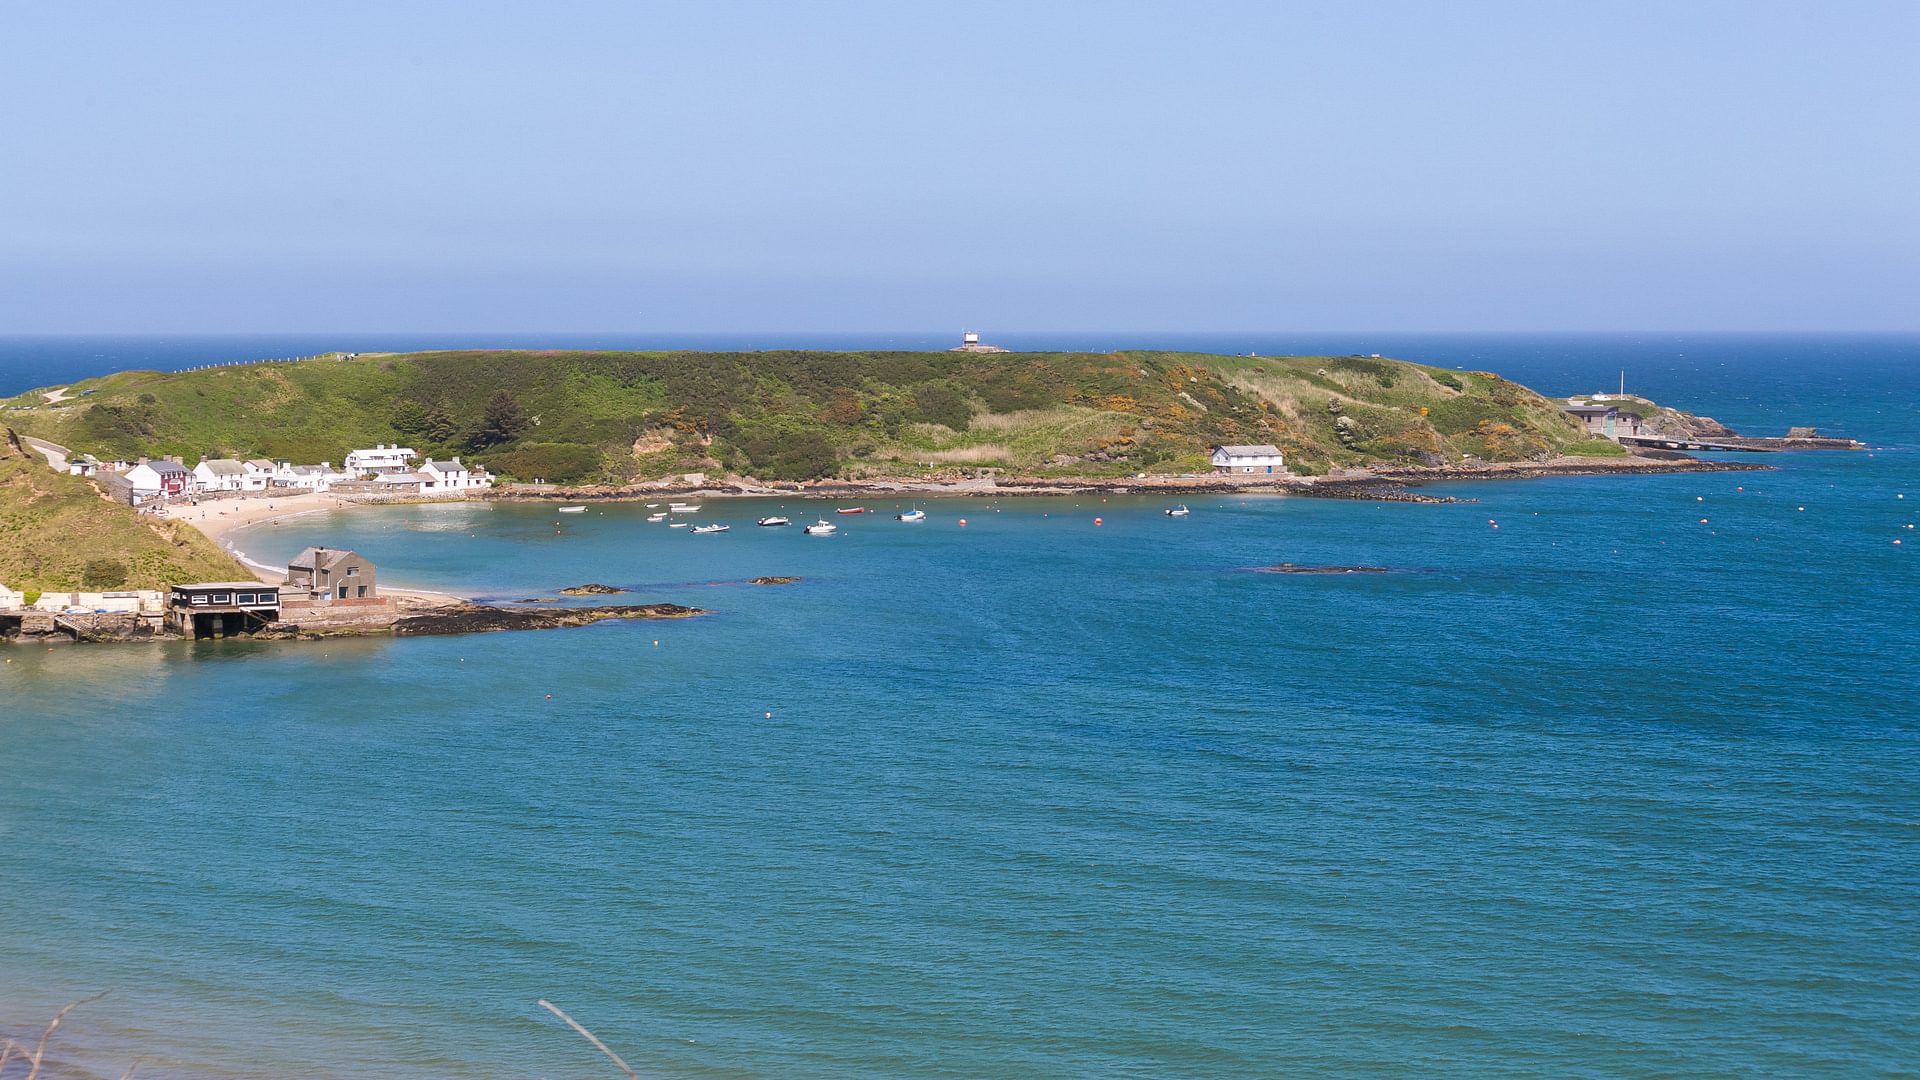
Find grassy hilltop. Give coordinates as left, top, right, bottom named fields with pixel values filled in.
left=0, top=350, right=1623, bottom=484
left=0, top=431, right=251, bottom=591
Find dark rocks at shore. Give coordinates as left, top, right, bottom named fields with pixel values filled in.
left=1296, top=482, right=1456, bottom=504
left=516, top=597, right=561, bottom=603
left=393, top=603, right=703, bottom=636
left=749, top=576, right=801, bottom=585
left=558, top=583, right=625, bottom=595
left=1253, top=564, right=1393, bottom=575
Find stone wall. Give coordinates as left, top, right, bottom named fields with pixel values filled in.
left=274, top=598, right=400, bottom=634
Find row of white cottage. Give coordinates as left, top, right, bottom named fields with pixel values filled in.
left=122, top=445, right=490, bottom=500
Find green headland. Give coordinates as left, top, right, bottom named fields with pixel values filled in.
left=0, top=349, right=1630, bottom=485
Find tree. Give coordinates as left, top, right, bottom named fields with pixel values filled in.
left=389, top=400, right=428, bottom=438
left=473, top=391, right=527, bottom=447
left=424, top=402, right=460, bottom=444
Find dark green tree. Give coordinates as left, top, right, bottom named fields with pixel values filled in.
left=82, top=558, right=129, bottom=589
left=475, top=390, right=528, bottom=446
left=423, top=402, right=460, bottom=444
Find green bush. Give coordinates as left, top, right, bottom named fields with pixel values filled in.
left=911, top=382, right=973, bottom=431
left=731, top=428, right=839, bottom=480
left=82, top=558, right=129, bottom=589
left=482, top=442, right=602, bottom=483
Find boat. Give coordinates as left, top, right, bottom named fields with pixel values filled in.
left=670, top=503, right=701, bottom=513
left=647, top=513, right=667, bottom=522
left=691, top=523, right=730, bottom=534
left=1165, top=505, right=1190, bottom=517
left=668, top=522, right=691, bottom=529
left=803, top=520, right=838, bottom=535
left=757, top=516, right=791, bottom=527
left=896, top=509, right=926, bottom=522
left=836, top=507, right=867, bottom=515
left=557, top=506, right=589, bottom=514
left=645, top=503, right=660, bottom=508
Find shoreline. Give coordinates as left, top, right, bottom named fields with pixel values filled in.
left=477, top=453, right=1772, bottom=504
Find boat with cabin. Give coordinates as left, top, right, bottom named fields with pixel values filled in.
left=896, top=509, right=926, bottom=522
left=803, top=520, right=838, bottom=535
left=757, top=516, right=791, bottom=527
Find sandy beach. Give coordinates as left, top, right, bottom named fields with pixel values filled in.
left=162, top=492, right=463, bottom=609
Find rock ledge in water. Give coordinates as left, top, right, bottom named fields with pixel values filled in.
left=558, top=583, right=625, bottom=595
left=394, top=603, right=703, bottom=636
left=749, top=576, right=801, bottom=585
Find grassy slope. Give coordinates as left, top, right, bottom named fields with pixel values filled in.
left=0, top=434, right=253, bottom=591
left=0, top=349, right=1611, bottom=483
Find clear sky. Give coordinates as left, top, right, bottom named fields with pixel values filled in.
left=2, top=0, right=1914, bottom=332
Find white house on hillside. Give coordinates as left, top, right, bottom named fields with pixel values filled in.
left=1211, top=444, right=1286, bottom=476
left=344, top=444, right=418, bottom=477
left=419, top=457, right=492, bottom=491
left=192, top=459, right=247, bottom=493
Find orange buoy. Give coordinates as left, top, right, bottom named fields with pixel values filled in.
left=1094, top=517, right=1103, bottom=526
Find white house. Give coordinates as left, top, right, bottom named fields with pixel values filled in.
left=125, top=459, right=192, bottom=499
left=0, top=583, right=22, bottom=610
left=344, top=444, right=418, bottom=477
left=67, top=454, right=100, bottom=478
left=192, top=459, right=247, bottom=493
left=1211, top=444, right=1287, bottom=476
left=275, top=462, right=350, bottom=491
left=419, top=457, right=492, bottom=491
left=375, top=470, right=433, bottom=494
left=242, top=459, right=278, bottom=490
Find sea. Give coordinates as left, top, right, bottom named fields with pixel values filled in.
left=2, top=333, right=1917, bottom=1078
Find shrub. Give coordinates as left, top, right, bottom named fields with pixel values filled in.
left=731, top=428, right=839, bottom=480
left=911, top=382, right=972, bottom=431
left=482, top=442, right=602, bottom=483
left=82, top=558, right=129, bottom=589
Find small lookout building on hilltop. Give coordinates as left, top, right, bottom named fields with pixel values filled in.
left=949, top=330, right=1009, bottom=354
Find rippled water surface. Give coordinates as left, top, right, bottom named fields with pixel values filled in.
left=3, top=335, right=1917, bottom=1077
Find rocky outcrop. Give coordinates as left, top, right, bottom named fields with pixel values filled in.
left=1253, top=565, right=1392, bottom=574
left=749, top=576, right=800, bottom=585
left=558, top=584, right=625, bottom=596
left=392, top=603, right=702, bottom=636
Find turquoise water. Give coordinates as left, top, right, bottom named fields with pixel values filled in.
left=4, top=338, right=1919, bottom=1077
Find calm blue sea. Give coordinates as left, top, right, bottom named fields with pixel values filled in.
left=3, top=334, right=1918, bottom=1078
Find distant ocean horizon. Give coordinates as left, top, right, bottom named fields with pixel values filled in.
left=4, top=331, right=1915, bottom=451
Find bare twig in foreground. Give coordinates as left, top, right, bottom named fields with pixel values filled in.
left=21, top=992, right=109, bottom=1080
left=537, top=999, right=640, bottom=1080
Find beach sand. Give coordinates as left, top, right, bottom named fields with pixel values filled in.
left=163, top=492, right=463, bottom=609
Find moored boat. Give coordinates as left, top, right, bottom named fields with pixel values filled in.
left=668, top=522, right=691, bottom=529
left=670, top=503, right=702, bottom=513
left=557, top=506, right=588, bottom=514
left=691, top=523, right=730, bottom=534
left=647, top=513, right=667, bottom=522
left=896, top=509, right=926, bottom=522
left=803, top=520, right=838, bottom=535
left=757, top=516, right=791, bottom=527
left=836, top=507, right=866, bottom=515
left=1165, top=505, right=1190, bottom=517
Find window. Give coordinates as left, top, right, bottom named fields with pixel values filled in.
left=235, top=592, right=253, bottom=604
left=356, top=585, right=367, bottom=598
left=347, top=566, right=359, bottom=576
left=212, top=593, right=230, bottom=604
left=190, top=595, right=207, bottom=606
left=338, top=585, right=348, bottom=599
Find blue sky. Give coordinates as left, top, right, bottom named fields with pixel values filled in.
left=2, top=0, right=1914, bottom=332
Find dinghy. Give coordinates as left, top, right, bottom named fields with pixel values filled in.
left=557, top=506, right=588, bottom=514
left=691, top=523, right=730, bottom=534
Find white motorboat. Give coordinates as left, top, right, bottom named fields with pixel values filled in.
left=670, top=503, right=702, bottom=513
left=647, top=513, right=667, bottom=522
left=803, top=520, right=837, bottom=535
left=1165, top=505, right=1191, bottom=517
left=757, top=516, right=792, bottom=527
left=691, top=523, right=730, bottom=534
left=557, top=506, right=589, bottom=514
left=896, top=509, right=926, bottom=522
left=668, top=522, right=691, bottom=529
